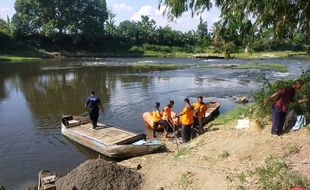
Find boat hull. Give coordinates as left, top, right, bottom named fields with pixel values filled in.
left=61, top=122, right=164, bottom=159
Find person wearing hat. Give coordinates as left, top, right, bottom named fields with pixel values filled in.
left=85, top=91, right=104, bottom=129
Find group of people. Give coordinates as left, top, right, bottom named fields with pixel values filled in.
left=84, top=79, right=306, bottom=142
left=151, top=96, right=207, bottom=143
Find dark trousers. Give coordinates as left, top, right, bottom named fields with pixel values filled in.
left=153, top=120, right=170, bottom=137
left=271, top=106, right=286, bottom=135
left=194, top=117, right=203, bottom=132
left=89, top=109, right=99, bottom=128
left=181, top=124, right=192, bottom=142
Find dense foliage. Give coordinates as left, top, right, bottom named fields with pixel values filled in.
left=254, top=71, right=310, bottom=117
left=0, top=0, right=309, bottom=54
left=160, top=0, right=310, bottom=57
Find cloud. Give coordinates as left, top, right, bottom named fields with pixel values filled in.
left=130, top=5, right=220, bottom=32
left=0, top=7, right=10, bottom=12
left=111, top=3, right=132, bottom=12
left=0, top=7, right=15, bottom=19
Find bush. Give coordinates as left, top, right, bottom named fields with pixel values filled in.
left=235, top=156, right=310, bottom=189
left=129, top=46, right=144, bottom=54
left=253, top=71, right=310, bottom=118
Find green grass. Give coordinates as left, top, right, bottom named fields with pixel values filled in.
left=231, top=51, right=307, bottom=59
left=130, top=63, right=186, bottom=70
left=283, top=143, right=301, bottom=157
left=218, top=150, right=230, bottom=159
left=143, top=50, right=192, bottom=58
left=237, top=63, right=288, bottom=72
left=0, top=55, right=42, bottom=62
left=198, top=62, right=288, bottom=72
left=235, top=156, right=310, bottom=189
left=173, top=147, right=191, bottom=160
left=209, top=105, right=252, bottom=126
left=178, top=172, right=194, bottom=190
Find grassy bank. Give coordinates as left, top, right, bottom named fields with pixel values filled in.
left=200, top=62, right=288, bottom=73
left=231, top=51, right=307, bottom=59
left=238, top=63, right=288, bottom=72
left=0, top=55, right=42, bottom=62
left=1, top=45, right=308, bottom=61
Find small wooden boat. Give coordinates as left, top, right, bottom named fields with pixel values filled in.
left=204, top=101, right=221, bottom=123
left=143, top=101, right=221, bottom=129
left=37, top=170, right=56, bottom=190
left=61, top=115, right=165, bottom=159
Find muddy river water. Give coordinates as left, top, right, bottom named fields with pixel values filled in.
left=0, top=57, right=309, bottom=189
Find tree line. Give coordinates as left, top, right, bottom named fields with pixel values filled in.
left=0, top=0, right=309, bottom=56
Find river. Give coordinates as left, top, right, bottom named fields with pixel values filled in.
left=0, top=57, right=309, bottom=189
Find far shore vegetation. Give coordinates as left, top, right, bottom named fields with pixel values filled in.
left=1, top=0, right=309, bottom=61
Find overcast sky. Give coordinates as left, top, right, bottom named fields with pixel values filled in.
left=0, top=0, right=221, bottom=32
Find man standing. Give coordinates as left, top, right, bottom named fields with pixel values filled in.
left=265, top=80, right=304, bottom=136
left=175, top=98, right=194, bottom=143
left=163, top=100, right=174, bottom=126
left=85, top=91, right=104, bottom=129
left=162, top=100, right=175, bottom=137
left=193, top=96, right=207, bottom=133
left=152, top=102, right=170, bottom=138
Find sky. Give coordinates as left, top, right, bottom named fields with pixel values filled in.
left=0, top=0, right=221, bottom=32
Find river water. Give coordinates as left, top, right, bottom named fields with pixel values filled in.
left=0, top=57, right=309, bottom=189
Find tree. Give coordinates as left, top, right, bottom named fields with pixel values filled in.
left=160, top=0, right=310, bottom=43
left=196, top=16, right=209, bottom=47
left=105, top=12, right=117, bottom=37
left=137, top=15, right=157, bottom=43
left=117, top=20, right=140, bottom=44
left=12, top=0, right=108, bottom=37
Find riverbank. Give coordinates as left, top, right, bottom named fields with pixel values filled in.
left=0, top=50, right=308, bottom=62
left=51, top=108, right=310, bottom=190
left=118, top=111, right=310, bottom=189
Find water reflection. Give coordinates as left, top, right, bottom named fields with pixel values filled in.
left=0, top=57, right=309, bottom=189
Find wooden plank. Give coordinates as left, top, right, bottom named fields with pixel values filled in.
left=68, top=123, right=137, bottom=145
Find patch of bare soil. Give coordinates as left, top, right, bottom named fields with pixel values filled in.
left=120, top=123, right=310, bottom=190
left=56, top=159, right=142, bottom=190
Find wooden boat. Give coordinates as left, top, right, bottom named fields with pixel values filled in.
left=204, top=101, right=221, bottom=123
left=61, top=115, right=165, bottom=159
left=143, top=101, right=221, bottom=129
left=37, top=170, right=56, bottom=190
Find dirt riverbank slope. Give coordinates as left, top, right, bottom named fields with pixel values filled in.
left=120, top=123, right=310, bottom=190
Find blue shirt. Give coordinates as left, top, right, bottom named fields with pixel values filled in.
left=86, top=95, right=101, bottom=110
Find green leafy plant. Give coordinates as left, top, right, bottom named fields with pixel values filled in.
left=236, top=156, right=310, bottom=189
left=173, top=147, right=191, bottom=160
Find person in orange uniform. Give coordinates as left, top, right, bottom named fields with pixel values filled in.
left=193, top=96, right=207, bottom=133
left=162, top=100, right=174, bottom=138
left=152, top=102, right=169, bottom=138
left=163, top=100, right=174, bottom=125
left=175, top=98, right=194, bottom=143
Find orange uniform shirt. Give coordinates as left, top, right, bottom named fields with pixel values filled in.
left=181, top=106, right=194, bottom=125
left=192, top=102, right=207, bottom=118
left=163, top=106, right=172, bottom=120
left=152, top=110, right=162, bottom=122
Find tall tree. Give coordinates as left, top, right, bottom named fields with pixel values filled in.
left=12, top=0, right=108, bottom=37
left=160, top=0, right=310, bottom=43
left=196, top=16, right=209, bottom=46
left=105, top=12, right=117, bottom=37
